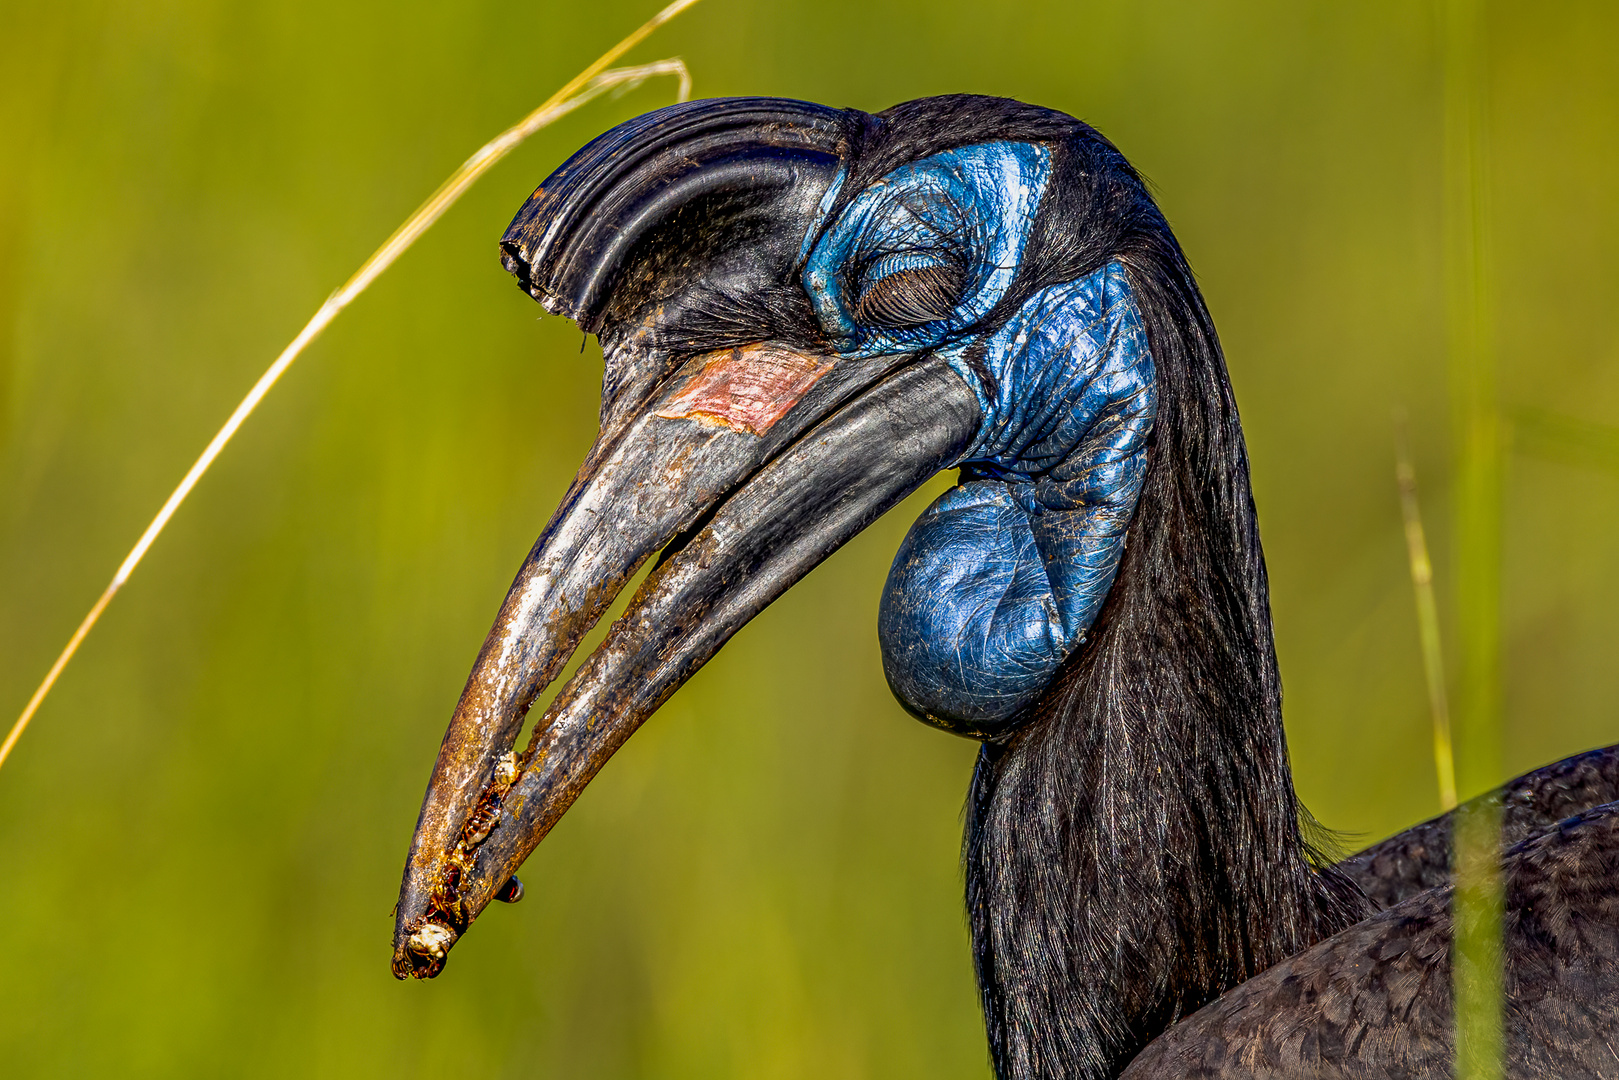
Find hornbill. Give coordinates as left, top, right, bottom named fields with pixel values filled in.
left=391, top=96, right=1619, bottom=1078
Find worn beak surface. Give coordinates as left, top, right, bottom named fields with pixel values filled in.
left=392, top=100, right=980, bottom=978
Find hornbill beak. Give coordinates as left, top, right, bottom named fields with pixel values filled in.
left=391, top=100, right=981, bottom=978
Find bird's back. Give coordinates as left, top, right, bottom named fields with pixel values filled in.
left=1123, top=778, right=1619, bottom=1079
left=1340, top=745, right=1619, bottom=911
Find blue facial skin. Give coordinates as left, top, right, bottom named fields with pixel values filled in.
left=800, top=144, right=1157, bottom=739
left=802, top=143, right=1050, bottom=355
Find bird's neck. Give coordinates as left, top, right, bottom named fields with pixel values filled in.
left=964, top=504, right=1353, bottom=1080
left=964, top=257, right=1361, bottom=1080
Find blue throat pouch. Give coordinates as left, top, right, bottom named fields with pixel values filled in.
left=879, top=262, right=1156, bottom=737
left=797, top=142, right=1156, bottom=737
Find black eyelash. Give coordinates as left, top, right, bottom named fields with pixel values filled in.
left=852, top=261, right=966, bottom=328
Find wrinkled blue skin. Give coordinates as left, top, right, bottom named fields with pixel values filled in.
left=799, top=144, right=1157, bottom=738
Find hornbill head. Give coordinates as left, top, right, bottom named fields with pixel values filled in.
left=392, top=95, right=1175, bottom=978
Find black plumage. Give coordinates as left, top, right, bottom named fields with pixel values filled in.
left=1128, top=801, right=1619, bottom=1078
left=1342, top=746, right=1619, bottom=911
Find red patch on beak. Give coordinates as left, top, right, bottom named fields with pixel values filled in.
left=655, top=344, right=835, bottom=436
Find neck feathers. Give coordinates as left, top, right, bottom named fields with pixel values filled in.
left=965, top=210, right=1362, bottom=1080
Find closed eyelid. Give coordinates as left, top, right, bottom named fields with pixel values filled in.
left=853, top=262, right=966, bottom=328
left=859, top=250, right=959, bottom=282
left=802, top=142, right=1051, bottom=353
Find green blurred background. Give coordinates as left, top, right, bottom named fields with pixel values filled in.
left=2, top=1, right=1616, bottom=1075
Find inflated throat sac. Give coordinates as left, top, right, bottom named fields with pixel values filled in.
left=879, top=261, right=1156, bottom=738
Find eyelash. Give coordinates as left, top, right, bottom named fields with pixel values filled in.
left=851, top=255, right=966, bottom=329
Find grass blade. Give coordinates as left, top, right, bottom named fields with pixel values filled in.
left=1394, top=417, right=1457, bottom=812
left=1440, top=0, right=1504, bottom=1074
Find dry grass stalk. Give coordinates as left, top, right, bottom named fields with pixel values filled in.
left=1394, top=418, right=1458, bottom=812
left=0, top=0, right=702, bottom=773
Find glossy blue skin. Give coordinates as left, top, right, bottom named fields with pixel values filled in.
left=802, top=143, right=1050, bottom=355
left=883, top=265, right=1156, bottom=734
left=800, top=144, right=1157, bottom=737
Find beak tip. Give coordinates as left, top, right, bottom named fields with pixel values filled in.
left=391, top=920, right=459, bottom=981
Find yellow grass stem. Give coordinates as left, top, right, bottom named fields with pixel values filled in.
left=1394, top=420, right=1457, bottom=812
left=0, top=2, right=702, bottom=775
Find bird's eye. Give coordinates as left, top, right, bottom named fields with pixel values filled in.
left=851, top=259, right=966, bottom=329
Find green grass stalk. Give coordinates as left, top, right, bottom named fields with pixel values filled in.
left=1441, top=0, right=1504, bottom=1075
